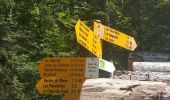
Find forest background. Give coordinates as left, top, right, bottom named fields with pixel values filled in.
left=0, top=0, right=170, bottom=99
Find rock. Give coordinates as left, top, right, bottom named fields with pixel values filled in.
left=133, top=62, right=170, bottom=72
left=128, top=52, right=170, bottom=70
left=113, top=71, right=170, bottom=82
left=80, top=79, right=170, bottom=100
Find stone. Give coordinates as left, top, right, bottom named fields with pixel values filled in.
left=80, top=79, right=170, bottom=100
left=128, top=52, right=170, bottom=70
left=113, top=71, right=170, bottom=82
left=133, top=62, right=170, bottom=72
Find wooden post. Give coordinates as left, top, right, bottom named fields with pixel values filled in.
left=93, top=20, right=113, bottom=78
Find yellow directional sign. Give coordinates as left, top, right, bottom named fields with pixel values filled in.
left=38, top=58, right=86, bottom=78
left=62, top=94, right=80, bottom=100
left=36, top=77, right=85, bottom=94
left=75, top=20, right=102, bottom=58
left=38, top=57, right=99, bottom=78
left=94, top=22, right=137, bottom=51
left=36, top=57, right=101, bottom=95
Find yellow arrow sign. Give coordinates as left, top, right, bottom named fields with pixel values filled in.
left=38, top=57, right=86, bottom=78
left=75, top=20, right=102, bottom=58
left=36, top=77, right=85, bottom=94
left=36, top=57, right=100, bottom=95
left=38, top=57, right=99, bottom=78
left=94, top=22, right=137, bottom=51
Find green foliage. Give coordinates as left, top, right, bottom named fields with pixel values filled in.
left=0, top=0, right=170, bottom=99
left=0, top=0, right=79, bottom=99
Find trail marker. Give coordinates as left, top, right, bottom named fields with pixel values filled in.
left=38, top=58, right=86, bottom=78
left=36, top=77, right=85, bottom=94
left=99, top=59, right=115, bottom=73
left=38, top=57, right=99, bottom=78
left=75, top=20, right=102, bottom=58
left=36, top=57, right=115, bottom=95
left=93, top=22, right=137, bottom=51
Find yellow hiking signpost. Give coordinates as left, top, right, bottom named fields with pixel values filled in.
left=36, top=77, right=85, bottom=94
left=36, top=19, right=137, bottom=100
left=94, top=22, right=137, bottom=51
left=36, top=58, right=87, bottom=97
left=38, top=57, right=86, bottom=78
left=38, top=57, right=99, bottom=79
left=75, top=20, right=102, bottom=58
left=36, top=57, right=99, bottom=96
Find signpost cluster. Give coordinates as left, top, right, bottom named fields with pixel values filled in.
left=36, top=57, right=115, bottom=95
left=36, top=19, right=137, bottom=99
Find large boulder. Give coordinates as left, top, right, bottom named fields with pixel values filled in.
left=80, top=79, right=170, bottom=100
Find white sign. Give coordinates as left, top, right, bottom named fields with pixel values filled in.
left=85, top=58, right=99, bottom=78
left=99, top=59, right=115, bottom=73
left=93, top=22, right=104, bottom=38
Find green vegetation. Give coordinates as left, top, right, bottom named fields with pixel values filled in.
left=0, top=0, right=170, bottom=99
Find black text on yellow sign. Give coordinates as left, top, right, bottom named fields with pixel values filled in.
left=36, top=57, right=100, bottom=95
left=38, top=57, right=86, bottom=78
left=93, top=22, right=137, bottom=51
left=75, top=20, right=102, bottom=58
left=38, top=57, right=99, bottom=78
left=36, top=77, right=85, bottom=94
